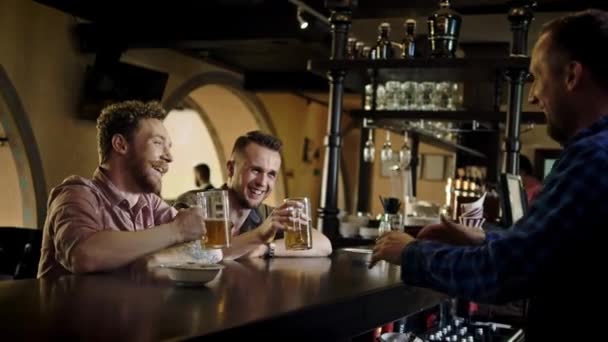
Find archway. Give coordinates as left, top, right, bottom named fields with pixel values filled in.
left=163, top=72, right=286, bottom=206
left=0, top=65, right=47, bottom=228
left=161, top=99, right=225, bottom=200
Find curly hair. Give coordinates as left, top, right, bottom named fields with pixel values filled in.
left=231, top=130, right=282, bottom=156
left=96, top=100, right=167, bottom=163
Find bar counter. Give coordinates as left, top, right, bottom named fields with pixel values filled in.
left=0, top=249, right=443, bottom=341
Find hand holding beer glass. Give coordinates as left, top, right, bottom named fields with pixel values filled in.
left=283, top=197, right=313, bottom=250
left=196, top=190, right=231, bottom=249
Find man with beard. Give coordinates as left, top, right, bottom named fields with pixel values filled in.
left=38, top=101, right=206, bottom=278
left=174, top=131, right=332, bottom=259
left=370, top=10, right=608, bottom=341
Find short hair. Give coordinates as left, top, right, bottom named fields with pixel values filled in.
left=194, top=163, right=211, bottom=181
left=231, top=130, right=282, bottom=156
left=96, top=100, right=167, bottom=163
left=540, top=9, right=608, bottom=88
left=519, top=154, right=534, bottom=176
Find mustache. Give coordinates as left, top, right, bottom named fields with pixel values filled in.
left=151, top=161, right=169, bottom=174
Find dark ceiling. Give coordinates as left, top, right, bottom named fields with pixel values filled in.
left=34, top=0, right=608, bottom=93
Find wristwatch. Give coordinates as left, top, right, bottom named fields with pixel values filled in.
left=265, top=242, right=276, bottom=259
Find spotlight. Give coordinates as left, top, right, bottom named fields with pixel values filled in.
left=297, top=7, right=309, bottom=29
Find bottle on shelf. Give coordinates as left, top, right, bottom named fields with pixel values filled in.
left=355, top=41, right=365, bottom=59
left=361, top=45, right=371, bottom=59
left=345, top=37, right=358, bottom=59
left=401, top=19, right=417, bottom=59
left=427, top=0, right=462, bottom=58
left=371, top=22, right=395, bottom=60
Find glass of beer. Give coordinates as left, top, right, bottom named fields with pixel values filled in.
left=283, top=197, right=313, bottom=250
left=196, top=190, right=231, bottom=249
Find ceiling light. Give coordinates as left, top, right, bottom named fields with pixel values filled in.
left=297, top=7, right=309, bottom=29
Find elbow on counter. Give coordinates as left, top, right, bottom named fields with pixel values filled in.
left=318, top=233, right=333, bottom=256
left=68, top=245, right=101, bottom=274
left=323, top=240, right=333, bottom=256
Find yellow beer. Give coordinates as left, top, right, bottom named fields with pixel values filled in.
left=285, top=224, right=311, bottom=250
left=283, top=200, right=313, bottom=250
left=203, top=218, right=231, bottom=248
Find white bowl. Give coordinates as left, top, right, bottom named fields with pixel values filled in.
left=403, top=216, right=440, bottom=227
left=346, top=214, right=370, bottom=228
left=359, top=227, right=379, bottom=239
left=164, top=263, right=224, bottom=284
left=339, top=222, right=359, bottom=238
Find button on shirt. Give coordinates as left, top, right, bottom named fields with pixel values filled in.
left=402, top=116, right=608, bottom=340
left=38, top=168, right=176, bottom=278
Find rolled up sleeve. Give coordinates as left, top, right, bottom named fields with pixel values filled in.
left=49, top=187, right=102, bottom=272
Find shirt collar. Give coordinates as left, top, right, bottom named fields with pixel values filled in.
left=93, top=167, right=145, bottom=209
left=565, top=115, right=608, bottom=148
left=220, top=183, right=263, bottom=233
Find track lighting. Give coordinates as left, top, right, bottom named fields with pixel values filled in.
left=297, top=7, right=309, bottom=29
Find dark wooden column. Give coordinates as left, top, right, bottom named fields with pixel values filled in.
left=503, top=1, right=534, bottom=175
left=318, top=0, right=356, bottom=239
left=356, top=125, right=373, bottom=213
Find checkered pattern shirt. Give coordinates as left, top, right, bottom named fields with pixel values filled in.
left=402, top=116, right=608, bottom=304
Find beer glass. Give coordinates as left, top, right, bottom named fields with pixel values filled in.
left=196, top=190, right=231, bottom=249
left=283, top=197, right=313, bottom=250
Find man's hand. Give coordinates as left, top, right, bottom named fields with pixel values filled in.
left=254, top=201, right=303, bottom=243
left=369, top=231, right=415, bottom=268
left=417, top=215, right=485, bottom=246
left=171, top=207, right=206, bottom=244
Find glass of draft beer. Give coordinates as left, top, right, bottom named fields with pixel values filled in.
left=196, top=190, right=231, bottom=249
left=283, top=197, right=313, bottom=250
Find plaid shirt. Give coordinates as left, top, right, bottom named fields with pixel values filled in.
left=402, top=116, right=608, bottom=304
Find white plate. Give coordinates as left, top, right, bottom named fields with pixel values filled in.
left=161, top=262, right=224, bottom=285
left=341, top=247, right=372, bottom=254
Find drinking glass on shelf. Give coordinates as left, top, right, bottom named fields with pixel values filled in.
left=376, top=84, right=386, bottom=110
left=364, top=84, right=373, bottom=110
left=384, top=81, right=401, bottom=110
left=399, top=131, right=411, bottom=169
left=417, top=82, right=435, bottom=111
left=450, top=82, right=464, bottom=110
left=363, top=128, right=375, bottom=163
left=431, top=121, right=446, bottom=139
left=432, top=82, right=451, bottom=110
left=364, top=84, right=386, bottom=110
left=399, top=81, right=417, bottom=110
left=380, top=130, right=393, bottom=162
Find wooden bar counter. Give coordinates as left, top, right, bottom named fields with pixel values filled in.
left=0, top=249, right=443, bottom=341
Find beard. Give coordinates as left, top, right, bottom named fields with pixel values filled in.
left=546, top=104, right=575, bottom=146
left=127, top=155, right=165, bottom=195
left=230, top=188, right=260, bottom=209
left=546, top=122, right=569, bottom=145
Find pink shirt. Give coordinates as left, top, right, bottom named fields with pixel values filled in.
left=37, top=168, right=176, bottom=278
left=522, top=174, right=543, bottom=205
